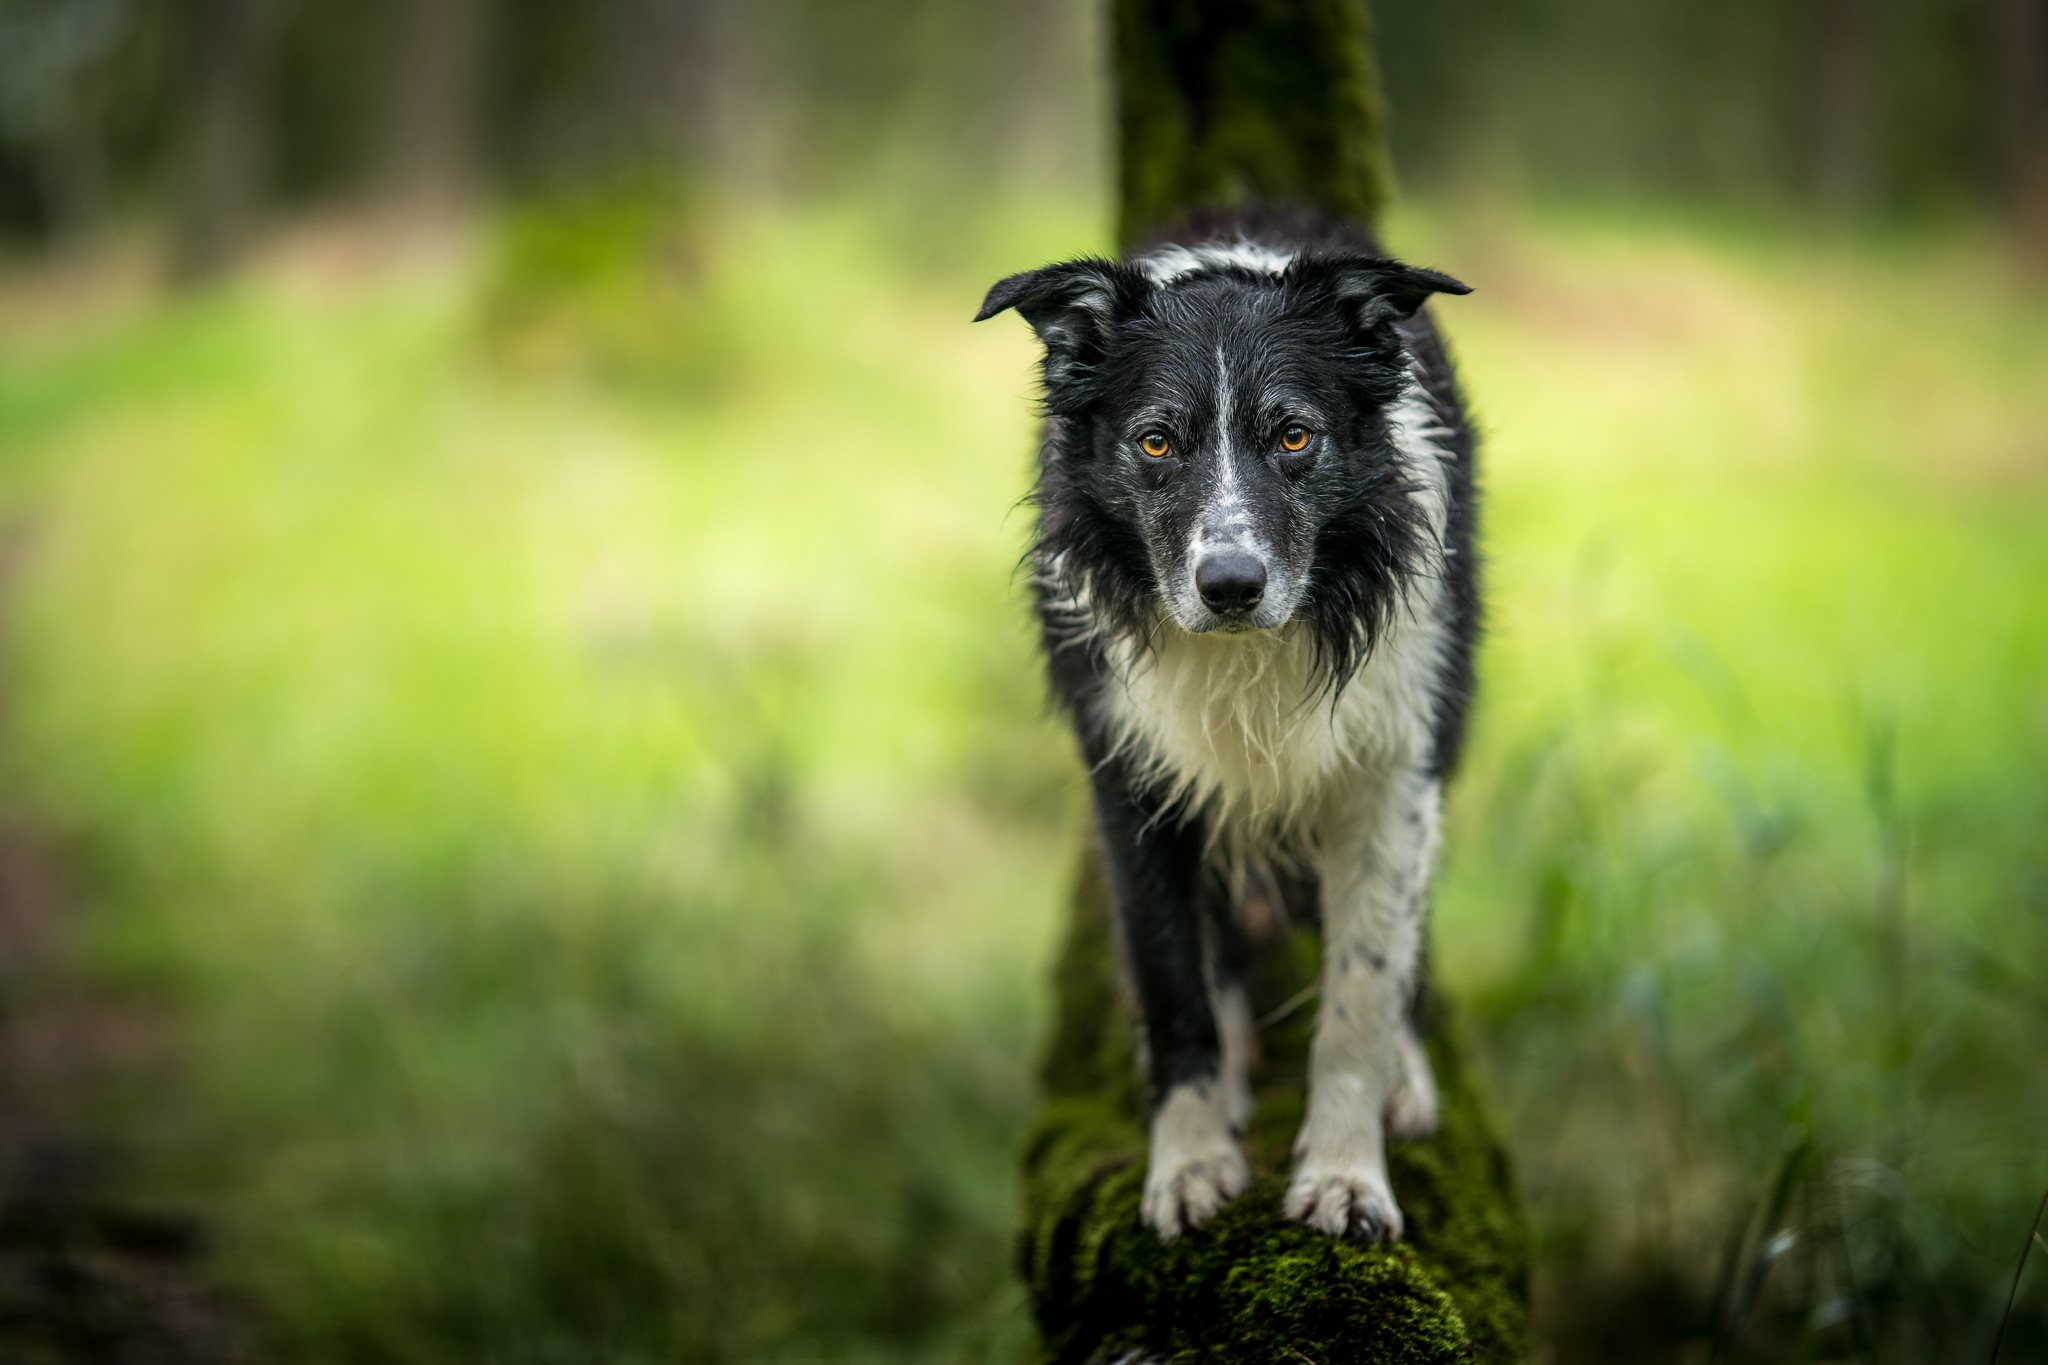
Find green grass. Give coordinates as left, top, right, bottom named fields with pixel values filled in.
left=0, top=196, right=2041, bottom=1362
left=1421, top=208, right=2048, bottom=1360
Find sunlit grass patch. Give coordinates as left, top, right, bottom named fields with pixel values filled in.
left=1397, top=207, right=2048, bottom=1360
left=0, top=202, right=1095, bottom=1362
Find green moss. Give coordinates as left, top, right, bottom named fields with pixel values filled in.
left=1019, top=852, right=1529, bottom=1363
left=1114, top=0, right=1395, bottom=249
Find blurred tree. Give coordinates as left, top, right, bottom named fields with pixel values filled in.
left=0, top=0, right=134, bottom=247
left=980, top=0, right=1094, bottom=189
left=172, top=0, right=273, bottom=281
left=762, top=0, right=1097, bottom=201
left=481, top=0, right=768, bottom=188
left=669, top=0, right=769, bottom=184
left=1807, top=0, right=1880, bottom=210
left=1985, top=0, right=2048, bottom=235
left=373, top=0, right=489, bottom=211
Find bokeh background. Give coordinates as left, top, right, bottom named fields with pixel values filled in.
left=0, top=2, right=2044, bottom=1362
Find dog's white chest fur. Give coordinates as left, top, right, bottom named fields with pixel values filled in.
left=1088, top=387, right=1455, bottom=834
left=1093, top=602, right=1445, bottom=833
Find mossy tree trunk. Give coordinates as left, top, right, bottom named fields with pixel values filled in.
left=1016, top=4, right=1529, bottom=1360
left=1114, top=0, right=1394, bottom=249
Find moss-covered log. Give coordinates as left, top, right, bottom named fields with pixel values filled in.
left=1019, top=853, right=1527, bottom=1362
left=1016, top=3, right=1527, bottom=1358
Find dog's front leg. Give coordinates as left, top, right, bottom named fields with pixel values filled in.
left=1089, top=755, right=1248, bottom=1241
left=1285, top=764, right=1442, bottom=1242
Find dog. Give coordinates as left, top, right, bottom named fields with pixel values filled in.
left=976, top=208, right=1478, bottom=1244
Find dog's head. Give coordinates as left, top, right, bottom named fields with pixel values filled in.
left=977, top=243, right=1468, bottom=682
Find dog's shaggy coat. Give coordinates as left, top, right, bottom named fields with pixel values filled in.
left=978, top=209, right=1478, bottom=1244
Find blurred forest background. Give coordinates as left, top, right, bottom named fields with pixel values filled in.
left=0, top=1, right=2043, bottom=1363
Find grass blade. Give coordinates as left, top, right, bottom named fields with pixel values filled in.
left=1989, top=1183, right=2048, bottom=1365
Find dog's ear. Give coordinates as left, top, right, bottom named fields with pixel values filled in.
left=1317, top=257, right=1471, bottom=332
left=974, top=259, right=1145, bottom=358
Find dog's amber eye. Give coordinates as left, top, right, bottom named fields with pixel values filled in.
left=1139, top=431, right=1172, bottom=458
left=1279, top=424, right=1311, bottom=453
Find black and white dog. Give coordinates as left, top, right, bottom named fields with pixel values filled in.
left=977, top=210, right=1478, bottom=1245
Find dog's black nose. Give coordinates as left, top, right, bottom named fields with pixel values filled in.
left=1195, top=551, right=1267, bottom=615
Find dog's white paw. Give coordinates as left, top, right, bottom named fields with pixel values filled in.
left=1285, top=1155, right=1404, bottom=1243
left=1141, top=1082, right=1250, bottom=1241
left=1384, top=1025, right=1440, bottom=1140
left=1142, top=1149, right=1248, bottom=1241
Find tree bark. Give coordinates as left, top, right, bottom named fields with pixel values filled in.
left=171, top=0, right=273, bottom=284
left=1017, top=7, right=1528, bottom=1359
left=1114, top=0, right=1394, bottom=249
left=1985, top=0, right=2048, bottom=238
left=374, top=0, right=489, bottom=213
left=39, top=101, right=110, bottom=252
left=1806, top=0, right=1880, bottom=212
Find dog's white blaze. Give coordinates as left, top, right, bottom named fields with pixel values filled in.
left=1210, top=346, right=1248, bottom=524
left=1137, top=240, right=1297, bottom=285
left=1189, top=344, right=1259, bottom=568
left=1092, top=376, right=1456, bottom=838
left=1213, top=344, right=1237, bottom=472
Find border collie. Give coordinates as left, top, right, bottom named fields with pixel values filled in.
left=976, top=209, right=1478, bottom=1244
